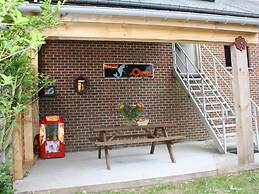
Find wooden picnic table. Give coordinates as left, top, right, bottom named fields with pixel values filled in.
left=93, top=123, right=185, bottom=170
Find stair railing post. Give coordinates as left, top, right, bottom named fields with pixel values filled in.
left=213, top=58, right=218, bottom=90
left=221, top=105, right=227, bottom=153
left=173, top=43, right=177, bottom=70
left=253, top=104, right=259, bottom=149
left=185, top=56, right=190, bottom=93
left=201, top=79, right=206, bottom=118
left=198, top=44, right=203, bottom=73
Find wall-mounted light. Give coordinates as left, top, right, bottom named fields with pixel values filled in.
left=74, top=76, right=88, bottom=95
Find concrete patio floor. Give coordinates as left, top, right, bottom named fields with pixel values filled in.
left=14, top=141, right=259, bottom=194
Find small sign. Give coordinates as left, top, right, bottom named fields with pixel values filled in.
left=40, top=86, right=56, bottom=97
left=103, top=63, right=154, bottom=79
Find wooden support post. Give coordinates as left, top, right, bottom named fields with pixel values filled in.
left=13, top=114, right=24, bottom=179
left=23, top=51, right=39, bottom=167
left=23, top=105, right=34, bottom=165
left=31, top=52, right=39, bottom=138
left=231, top=36, right=254, bottom=165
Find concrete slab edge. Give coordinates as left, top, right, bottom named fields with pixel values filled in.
left=16, top=163, right=259, bottom=194
left=16, top=170, right=218, bottom=194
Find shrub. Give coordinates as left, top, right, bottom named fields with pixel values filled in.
left=0, top=163, right=15, bottom=194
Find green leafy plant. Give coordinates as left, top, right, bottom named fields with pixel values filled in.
left=0, top=0, right=63, bottom=162
left=0, top=162, right=15, bottom=194
left=117, top=102, right=144, bottom=123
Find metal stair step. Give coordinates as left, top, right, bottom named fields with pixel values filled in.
left=213, top=124, right=236, bottom=129
left=180, top=73, right=205, bottom=76
left=183, top=77, right=209, bottom=81
left=195, top=95, right=222, bottom=99
left=219, top=132, right=237, bottom=138
left=208, top=116, right=236, bottom=121
left=189, top=83, right=213, bottom=87
left=192, top=89, right=217, bottom=93
left=206, top=109, right=231, bottom=113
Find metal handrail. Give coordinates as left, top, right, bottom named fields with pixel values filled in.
left=200, top=45, right=233, bottom=78
left=251, top=99, right=259, bottom=149
left=175, top=44, right=229, bottom=114
left=199, top=48, right=234, bottom=113
left=201, top=44, right=259, bottom=150
left=174, top=44, right=228, bottom=146
left=173, top=54, right=222, bottom=137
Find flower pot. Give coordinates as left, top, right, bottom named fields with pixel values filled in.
left=132, top=118, right=149, bottom=126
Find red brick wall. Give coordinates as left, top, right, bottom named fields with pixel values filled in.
left=39, top=40, right=208, bottom=152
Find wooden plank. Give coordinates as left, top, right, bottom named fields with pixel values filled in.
left=231, top=44, right=254, bottom=165
left=93, top=123, right=172, bottom=132
left=95, top=136, right=185, bottom=146
left=45, top=22, right=258, bottom=44
left=13, top=114, right=24, bottom=179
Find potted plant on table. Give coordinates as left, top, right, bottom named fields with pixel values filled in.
left=117, top=102, right=149, bottom=126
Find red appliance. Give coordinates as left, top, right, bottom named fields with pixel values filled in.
left=39, top=115, right=65, bottom=159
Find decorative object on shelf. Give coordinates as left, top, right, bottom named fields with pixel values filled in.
left=117, top=102, right=148, bottom=125
left=40, top=85, right=56, bottom=97
left=234, top=36, right=247, bottom=51
left=74, top=76, right=88, bottom=94
left=132, top=118, right=150, bottom=126
left=103, top=63, right=154, bottom=79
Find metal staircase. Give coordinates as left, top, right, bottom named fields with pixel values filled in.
left=172, top=43, right=259, bottom=153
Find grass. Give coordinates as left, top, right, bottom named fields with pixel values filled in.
left=78, top=170, right=259, bottom=194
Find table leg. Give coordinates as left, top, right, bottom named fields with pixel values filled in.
left=161, top=127, right=176, bottom=163
left=150, top=128, right=158, bottom=154
left=98, top=132, right=104, bottom=159
left=166, top=141, right=175, bottom=163
left=103, top=132, right=111, bottom=170
left=104, top=146, right=111, bottom=170
left=98, top=147, right=102, bottom=159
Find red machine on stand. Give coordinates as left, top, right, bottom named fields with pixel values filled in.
left=39, top=115, right=65, bottom=159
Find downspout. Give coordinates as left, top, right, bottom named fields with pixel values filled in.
left=18, top=4, right=259, bottom=26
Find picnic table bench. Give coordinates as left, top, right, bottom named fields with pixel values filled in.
left=93, top=124, right=185, bottom=170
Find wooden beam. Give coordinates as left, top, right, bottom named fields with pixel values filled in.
left=231, top=43, right=254, bottom=165
left=13, top=114, right=23, bottom=179
left=58, top=14, right=259, bottom=33
left=45, top=22, right=258, bottom=44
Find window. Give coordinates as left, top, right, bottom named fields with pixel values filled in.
left=224, top=45, right=250, bottom=69
left=224, top=45, right=232, bottom=68
left=247, top=47, right=251, bottom=68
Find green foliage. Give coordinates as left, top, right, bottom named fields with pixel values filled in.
left=0, top=0, right=62, bottom=161
left=117, top=102, right=144, bottom=122
left=0, top=162, right=15, bottom=194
